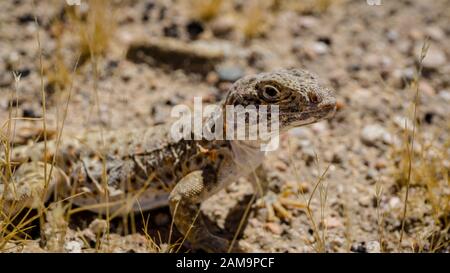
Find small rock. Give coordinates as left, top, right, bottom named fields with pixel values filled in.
left=351, top=242, right=367, bottom=253
left=425, top=26, right=445, bottom=41
left=386, top=30, right=399, bottom=42
left=298, top=182, right=310, bottom=193
left=311, top=121, right=329, bottom=134
left=298, top=16, right=318, bottom=29
left=419, top=80, right=435, bottom=96
left=324, top=216, right=342, bottom=229
left=409, top=29, right=424, bottom=41
left=310, top=41, right=329, bottom=55
left=375, top=159, right=387, bottom=170
left=351, top=88, right=372, bottom=104
left=358, top=195, right=372, bottom=208
left=388, top=196, right=401, bottom=209
left=89, top=219, right=108, bottom=234
left=366, top=168, right=379, bottom=181
left=361, top=124, right=392, bottom=146
left=422, top=47, right=447, bottom=69
left=366, top=241, right=381, bottom=253
left=216, top=64, right=244, bottom=82
left=288, top=127, right=312, bottom=139
left=206, top=71, right=219, bottom=85
left=64, top=240, right=83, bottom=253
left=438, top=90, right=450, bottom=101
left=264, top=222, right=283, bottom=235
left=211, top=16, right=235, bottom=37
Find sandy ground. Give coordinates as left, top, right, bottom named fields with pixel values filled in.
left=0, top=0, right=449, bottom=253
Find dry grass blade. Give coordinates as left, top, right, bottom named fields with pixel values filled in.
left=398, top=38, right=430, bottom=247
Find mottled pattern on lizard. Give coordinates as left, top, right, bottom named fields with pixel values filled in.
left=0, top=68, right=336, bottom=252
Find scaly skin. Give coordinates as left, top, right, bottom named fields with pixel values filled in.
left=0, top=69, right=336, bottom=252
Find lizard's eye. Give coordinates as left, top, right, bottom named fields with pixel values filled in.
left=261, top=85, right=280, bottom=101
left=308, top=91, right=321, bottom=104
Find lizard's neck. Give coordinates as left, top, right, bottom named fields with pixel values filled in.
left=230, top=140, right=266, bottom=170
left=203, top=102, right=268, bottom=169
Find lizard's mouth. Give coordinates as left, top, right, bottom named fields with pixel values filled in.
left=283, top=101, right=336, bottom=129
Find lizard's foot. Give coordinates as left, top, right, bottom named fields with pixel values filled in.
left=1, top=161, right=68, bottom=215
left=255, top=188, right=306, bottom=222
left=249, top=166, right=306, bottom=222
left=169, top=170, right=245, bottom=253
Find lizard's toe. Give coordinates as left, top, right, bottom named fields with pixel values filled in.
left=256, top=190, right=306, bottom=222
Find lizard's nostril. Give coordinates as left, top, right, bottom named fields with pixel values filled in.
left=308, top=92, right=321, bottom=104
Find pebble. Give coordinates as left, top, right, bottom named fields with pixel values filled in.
left=358, top=195, right=372, bottom=208
left=88, top=219, right=108, bottom=234
left=365, top=168, right=379, bottom=181
left=360, top=124, right=392, bottom=146
left=288, top=127, right=312, bottom=139
left=425, top=26, right=445, bottom=41
left=298, top=182, right=310, bottom=193
left=388, top=196, right=401, bottom=209
left=298, top=16, right=318, bottom=29
left=301, top=146, right=316, bottom=164
left=366, top=241, right=381, bottom=253
left=311, top=121, right=329, bottom=134
left=264, top=222, right=283, bottom=235
left=324, top=216, right=342, bottom=229
left=310, top=41, right=329, bottom=55
left=438, top=90, right=450, bottom=102
left=386, top=29, right=399, bottom=42
left=211, top=16, right=235, bottom=37
left=64, top=240, right=83, bottom=253
left=216, top=64, right=244, bottom=82
left=351, top=88, right=372, bottom=104
left=351, top=242, right=367, bottom=253
left=419, top=80, right=435, bottom=96
left=422, top=47, right=447, bottom=69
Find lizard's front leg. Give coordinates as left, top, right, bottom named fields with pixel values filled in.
left=169, top=169, right=241, bottom=253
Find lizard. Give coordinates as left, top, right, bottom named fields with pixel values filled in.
left=0, top=68, right=336, bottom=252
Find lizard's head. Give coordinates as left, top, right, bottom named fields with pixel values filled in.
left=224, top=68, right=336, bottom=132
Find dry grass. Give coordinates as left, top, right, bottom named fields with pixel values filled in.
left=68, top=0, right=116, bottom=64
left=282, top=0, right=336, bottom=14
left=239, top=0, right=271, bottom=41
left=287, top=139, right=330, bottom=252
left=389, top=40, right=449, bottom=252
left=190, top=0, right=224, bottom=22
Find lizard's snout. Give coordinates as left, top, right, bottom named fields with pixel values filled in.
left=317, top=92, right=337, bottom=118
